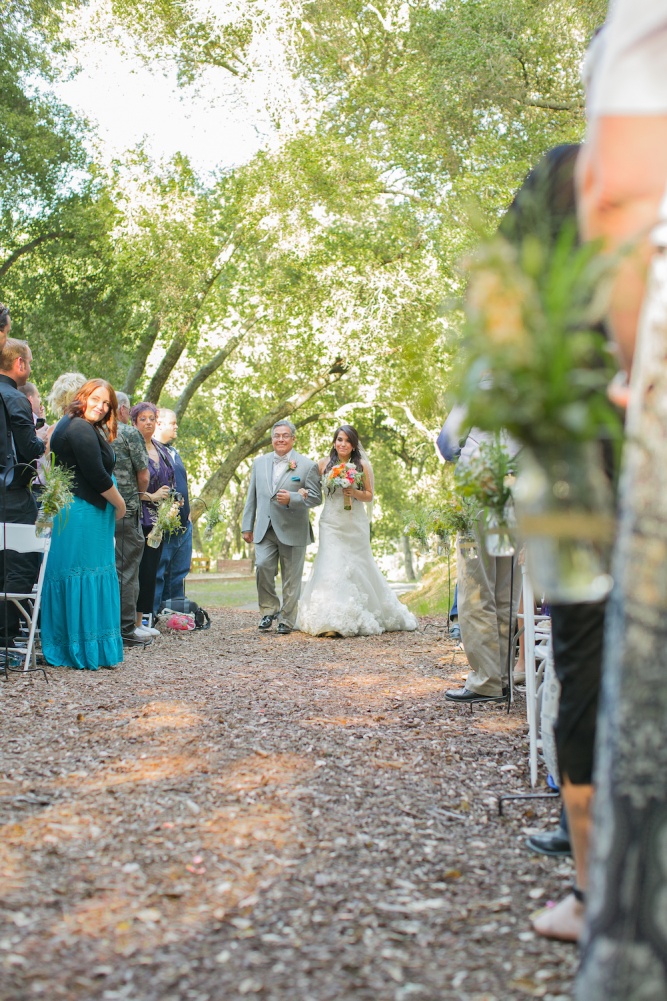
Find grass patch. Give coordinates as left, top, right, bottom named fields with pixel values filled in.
left=185, top=576, right=257, bottom=609
left=403, top=560, right=456, bottom=617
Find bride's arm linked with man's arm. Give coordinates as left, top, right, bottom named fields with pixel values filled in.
left=296, top=456, right=322, bottom=508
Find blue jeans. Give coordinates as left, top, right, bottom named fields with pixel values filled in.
left=153, top=521, right=193, bottom=614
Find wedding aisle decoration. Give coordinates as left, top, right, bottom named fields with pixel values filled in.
left=34, top=455, right=75, bottom=537
left=455, top=437, right=517, bottom=557
left=457, top=228, right=623, bottom=600
left=147, top=494, right=183, bottom=548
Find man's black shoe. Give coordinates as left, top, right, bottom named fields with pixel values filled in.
left=445, top=686, right=507, bottom=703
left=258, top=615, right=275, bottom=631
left=526, top=829, right=572, bottom=857
left=276, top=622, right=292, bottom=635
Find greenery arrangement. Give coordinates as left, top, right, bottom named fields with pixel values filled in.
left=203, top=498, right=222, bottom=541
left=405, top=494, right=478, bottom=552
left=404, top=508, right=449, bottom=553
left=454, top=436, right=516, bottom=517
left=34, top=455, right=74, bottom=536
left=147, top=497, right=182, bottom=548
left=458, top=228, right=623, bottom=448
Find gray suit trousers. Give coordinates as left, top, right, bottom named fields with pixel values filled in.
left=115, top=510, right=144, bottom=638
left=457, top=525, right=519, bottom=696
left=254, top=524, right=306, bottom=628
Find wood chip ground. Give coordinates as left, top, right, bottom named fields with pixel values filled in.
left=0, top=610, right=579, bottom=1001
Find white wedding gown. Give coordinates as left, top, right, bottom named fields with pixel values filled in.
left=297, top=488, right=418, bottom=637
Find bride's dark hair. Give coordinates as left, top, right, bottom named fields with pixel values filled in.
left=324, top=424, right=364, bottom=475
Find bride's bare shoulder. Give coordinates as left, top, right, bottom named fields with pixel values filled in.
left=317, top=457, right=329, bottom=472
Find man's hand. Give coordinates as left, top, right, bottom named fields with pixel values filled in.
left=242, top=531, right=254, bottom=544
left=276, top=490, right=290, bottom=506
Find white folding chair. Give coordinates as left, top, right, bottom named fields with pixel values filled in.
left=0, top=523, right=51, bottom=676
left=518, top=561, right=552, bottom=787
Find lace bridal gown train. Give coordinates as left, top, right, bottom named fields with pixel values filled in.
left=297, top=488, right=417, bottom=636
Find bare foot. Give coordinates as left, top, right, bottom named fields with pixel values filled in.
left=531, top=892, right=584, bottom=942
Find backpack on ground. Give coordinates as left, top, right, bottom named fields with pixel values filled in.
left=160, top=597, right=211, bottom=630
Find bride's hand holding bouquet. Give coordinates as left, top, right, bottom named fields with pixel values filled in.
left=327, top=461, right=365, bottom=509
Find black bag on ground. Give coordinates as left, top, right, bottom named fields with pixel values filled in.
left=161, top=597, right=211, bottom=630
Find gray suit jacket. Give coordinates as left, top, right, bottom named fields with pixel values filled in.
left=242, top=450, right=322, bottom=547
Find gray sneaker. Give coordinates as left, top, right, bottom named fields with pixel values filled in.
left=450, top=622, right=461, bottom=641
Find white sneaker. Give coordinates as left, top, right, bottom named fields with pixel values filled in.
left=135, top=625, right=160, bottom=638
left=129, top=628, right=153, bottom=644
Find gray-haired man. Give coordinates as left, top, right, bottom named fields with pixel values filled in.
left=242, top=420, right=322, bottom=634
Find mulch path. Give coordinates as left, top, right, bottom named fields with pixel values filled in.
left=0, top=610, right=578, bottom=1001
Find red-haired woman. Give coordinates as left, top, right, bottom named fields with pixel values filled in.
left=41, top=379, right=126, bottom=670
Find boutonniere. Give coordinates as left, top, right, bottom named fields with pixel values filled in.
left=288, top=460, right=297, bottom=470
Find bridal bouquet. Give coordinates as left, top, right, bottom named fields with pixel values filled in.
left=326, top=462, right=364, bottom=510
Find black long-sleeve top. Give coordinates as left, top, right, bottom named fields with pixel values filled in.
left=50, top=415, right=115, bottom=510
left=0, top=374, right=46, bottom=489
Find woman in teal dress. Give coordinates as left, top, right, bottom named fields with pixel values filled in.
left=41, top=379, right=126, bottom=670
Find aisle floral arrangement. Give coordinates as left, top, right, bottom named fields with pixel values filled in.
left=405, top=495, right=479, bottom=557
left=456, top=227, right=621, bottom=599
left=455, top=436, right=517, bottom=556
left=34, top=456, right=74, bottom=536
left=147, top=495, right=182, bottom=548
left=458, top=227, right=622, bottom=448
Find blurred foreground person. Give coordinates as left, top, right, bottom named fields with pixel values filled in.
left=575, top=4, right=667, bottom=998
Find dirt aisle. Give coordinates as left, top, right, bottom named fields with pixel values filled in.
left=1, top=610, right=577, bottom=1001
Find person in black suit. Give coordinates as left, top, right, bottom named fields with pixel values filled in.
left=0, top=338, right=46, bottom=644
left=0, top=302, right=10, bottom=349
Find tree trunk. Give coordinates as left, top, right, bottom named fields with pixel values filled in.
left=143, top=244, right=238, bottom=403
left=190, top=359, right=348, bottom=522
left=402, top=532, right=416, bottom=581
left=145, top=330, right=188, bottom=403
left=123, top=315, right=161, bottom=397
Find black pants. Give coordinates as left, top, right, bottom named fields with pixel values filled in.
left=0, top=487, right=39, bottom=643
left=550, top=599, right=607, bottom=785
left=137, top=526, right=163, bottom=616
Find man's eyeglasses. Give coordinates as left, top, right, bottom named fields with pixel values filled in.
left=272, top=434, right=293, bottom=440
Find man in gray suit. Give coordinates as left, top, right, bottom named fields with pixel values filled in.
left=242, top=420, right=322, bottom=634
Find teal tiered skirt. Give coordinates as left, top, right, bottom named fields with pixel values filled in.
left=41, top=495, right=123, bottom=670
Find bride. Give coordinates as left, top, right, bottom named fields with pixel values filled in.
left=297, top=425, right=418, bottom=637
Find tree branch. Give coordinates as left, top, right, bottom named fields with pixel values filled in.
left=174, top=311, right=263, bottom=420
left=190, top=359, right=348, bottom=521
left=123, top=315, right=161, bottom=397
left=144, top=241, right=237, bottom=403
left=519, top=98, right=582, bottom=112
left=0, top=231, right=76, bottom=280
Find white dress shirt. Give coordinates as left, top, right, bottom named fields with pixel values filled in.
left=272, top=449, right=294, bottom=491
